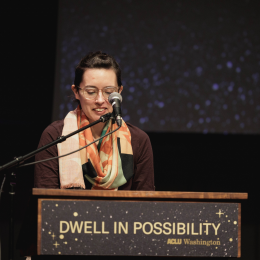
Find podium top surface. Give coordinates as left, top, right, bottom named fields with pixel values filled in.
left=32, top=188, right=248, bottom=200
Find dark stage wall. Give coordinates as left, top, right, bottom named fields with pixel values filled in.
left=0, top=1, right=259, bottom=260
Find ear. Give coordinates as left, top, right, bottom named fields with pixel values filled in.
left=71, top=85, right=80, bottom=100
left=119, top=85, right=123, bottom=94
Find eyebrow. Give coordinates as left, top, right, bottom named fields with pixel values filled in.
left=84, top=85, right=117, bottom=88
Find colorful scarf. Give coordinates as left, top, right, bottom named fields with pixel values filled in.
left=57, top=107, right=133, bottom=190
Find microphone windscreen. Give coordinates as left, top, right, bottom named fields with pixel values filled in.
left=108, top=92, right=123, bottom=104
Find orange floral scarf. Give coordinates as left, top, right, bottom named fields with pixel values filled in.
left=57, top=107, right=133, bottom=190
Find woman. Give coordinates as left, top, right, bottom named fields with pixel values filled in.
left=34, top=51, right=154, bottom=191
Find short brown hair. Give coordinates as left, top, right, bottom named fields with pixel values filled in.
left=74, top=51, right=122, bottom=89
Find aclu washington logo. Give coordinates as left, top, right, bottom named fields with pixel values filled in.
left=167, top=238, right=221, bottom=246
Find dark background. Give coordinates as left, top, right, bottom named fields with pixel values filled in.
left=54, top=0, right=260, bottom=134
left=0, top=1, right=259, bottom=260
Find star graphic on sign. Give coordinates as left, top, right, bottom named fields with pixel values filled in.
left=53, top=242, right=60, bottom=248
left=73, top=212, right=78, bottom=217
left=216, top=209, right=224, bottom=218
left=51, top=232, right=56, bottom=240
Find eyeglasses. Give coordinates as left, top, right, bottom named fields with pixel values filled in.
left=78, top=86, right=119, bottom=100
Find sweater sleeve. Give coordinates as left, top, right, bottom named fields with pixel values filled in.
left=34, top=120, right=64, bottom=189
left=128, top=124, right=155, bottom=191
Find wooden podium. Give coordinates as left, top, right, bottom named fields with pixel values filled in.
left=33, top=189, right=247, bottom=257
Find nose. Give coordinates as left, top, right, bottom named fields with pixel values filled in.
left=95, top=89, right=105, bottom=103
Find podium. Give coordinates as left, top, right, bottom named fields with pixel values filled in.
left=33, top=189, right=247, bottom=257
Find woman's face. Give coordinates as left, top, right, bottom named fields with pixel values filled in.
left=72, top=68, right=122, bottom=123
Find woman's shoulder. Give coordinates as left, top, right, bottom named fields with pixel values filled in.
left=126, top=122, right=150, bottom=141
left=40, top=119, right=64, bottom=141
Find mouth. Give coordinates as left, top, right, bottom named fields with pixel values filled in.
left=93, top=108, right=107, bottom=113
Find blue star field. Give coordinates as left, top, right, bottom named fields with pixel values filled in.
left=53, top=0, right=260, bottom=133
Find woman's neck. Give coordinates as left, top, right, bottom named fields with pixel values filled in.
left=91, top=122, right=105, bottom=140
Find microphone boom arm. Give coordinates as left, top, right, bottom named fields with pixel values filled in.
left=0, top=113, right=113, bottom=172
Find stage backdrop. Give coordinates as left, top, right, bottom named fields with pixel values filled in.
left=53, top=0, right=260, bottom=134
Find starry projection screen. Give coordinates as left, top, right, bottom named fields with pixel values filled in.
left=53, top=0, right=260, bottom=134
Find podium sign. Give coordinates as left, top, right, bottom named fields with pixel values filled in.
left=39, top=199, right=240, bottom=257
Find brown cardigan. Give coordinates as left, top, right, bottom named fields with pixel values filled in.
left=34, top=120, right=155, bottom=191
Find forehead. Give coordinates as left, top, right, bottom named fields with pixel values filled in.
left=81, top=68, right=117, bottom=86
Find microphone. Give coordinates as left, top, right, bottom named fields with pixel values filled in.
left=108, top=92, right=122, bottom=127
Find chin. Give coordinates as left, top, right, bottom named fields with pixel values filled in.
left=89, top=112, right=106, bottom=123
left=88, top=115, right=99, bottom=123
